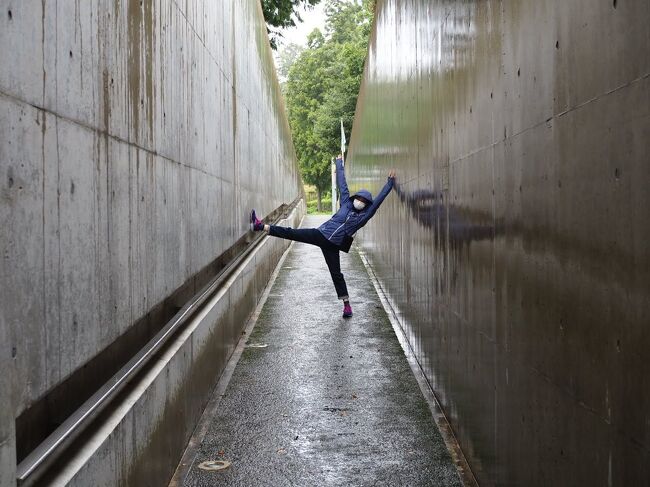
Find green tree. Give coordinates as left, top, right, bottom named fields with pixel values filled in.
left=285, top=32, right=336, bottom=210
left=261, top=0, right=322, bottom=49
left=284, top=0, right=374, bottom=210
left=324, top=0, right=373, bottom=44
left=276, top=42, right=304, bottom=83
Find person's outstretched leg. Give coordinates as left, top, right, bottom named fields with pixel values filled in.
left=321, top=248, right=352, bottom=317
left=251, top=209, right=350, bottom=315
left=251, top=209, right=328, bottom=247
left=268, top=225, right=325, bottom=245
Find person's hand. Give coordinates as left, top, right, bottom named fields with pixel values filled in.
left=388, top=169, right=396, bottom=179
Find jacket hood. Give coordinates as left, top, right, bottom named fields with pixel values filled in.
left=352, top=189, right=373, bottom=204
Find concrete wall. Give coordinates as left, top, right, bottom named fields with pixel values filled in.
left=348, top=1, right=649, bottom=485
left=52, top=204, right=303, bottom=487
left=1, top=0, right=302, bottom=484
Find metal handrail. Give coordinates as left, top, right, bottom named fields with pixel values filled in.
left=16, top=201, right=298, bottom=485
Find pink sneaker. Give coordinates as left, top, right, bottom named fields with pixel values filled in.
left=343, top=303, right=353, bottom=318
left=250, top=209, right=264, bottom=231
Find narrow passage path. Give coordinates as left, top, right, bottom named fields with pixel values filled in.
left=178, top=215, right=462, bottom=486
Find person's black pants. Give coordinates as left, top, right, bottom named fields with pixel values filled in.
left=268, top=226, right=349, bottom=300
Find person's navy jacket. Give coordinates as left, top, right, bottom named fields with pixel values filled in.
left=318, top=157, right=394, bottom=252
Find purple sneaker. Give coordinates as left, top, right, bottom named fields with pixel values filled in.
left=250, top=209, right=264, bottom=231
left=343, top=303, right=353, bottom=318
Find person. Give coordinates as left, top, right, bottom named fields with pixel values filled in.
left=250, top=155, right=396, bottom=318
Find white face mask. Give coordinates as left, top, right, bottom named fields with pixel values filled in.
left=353, top=199, right=366, bottom=211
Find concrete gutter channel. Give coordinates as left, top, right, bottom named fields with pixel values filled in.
left=15, top=200, right=305, bottom=487
left=171, top=215, right=475, bottom=487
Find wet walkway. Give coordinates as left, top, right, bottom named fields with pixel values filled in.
left=173, top=215, right=463, bottom=486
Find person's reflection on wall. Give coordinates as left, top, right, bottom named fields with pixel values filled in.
left=394, top=182, right=494, bottom=247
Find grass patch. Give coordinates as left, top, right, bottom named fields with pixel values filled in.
left=307, top=197, right=333, bottom=214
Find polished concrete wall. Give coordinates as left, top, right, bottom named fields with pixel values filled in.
left=0, top=0, right=301, bottom=484
left=348, top=1, right=649, bottom=485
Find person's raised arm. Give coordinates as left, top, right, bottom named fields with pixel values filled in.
left=335, top=155, right=350, bottom=204
left=363, top=169, right=396, bottom=222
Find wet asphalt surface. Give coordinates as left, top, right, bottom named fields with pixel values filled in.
left=181, top=215, right=462, bottom=486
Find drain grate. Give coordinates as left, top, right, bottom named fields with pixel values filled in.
left=197, top=460, right=231, bottom=472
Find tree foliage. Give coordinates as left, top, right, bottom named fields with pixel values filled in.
left=275, top=42, right=304, bottom=82
left=261, top=0, right=322, bottom=49
left=284, top=0, right=374, bottom=206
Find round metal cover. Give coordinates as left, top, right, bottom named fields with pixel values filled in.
left=197, top=460, right=231, bottom=472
